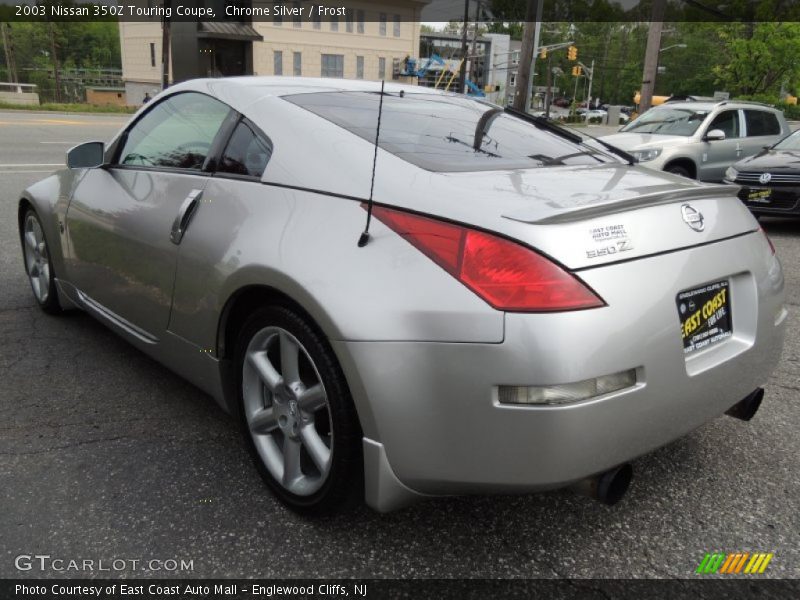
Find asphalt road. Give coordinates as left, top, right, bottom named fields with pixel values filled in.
left=0, top=110, right=798, bottom=579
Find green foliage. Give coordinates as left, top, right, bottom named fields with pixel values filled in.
left=3, top=21, right=120, bottom=71
left=0, top=101, right=135, bottom=113
left=712, top=23, right=800, bottom=97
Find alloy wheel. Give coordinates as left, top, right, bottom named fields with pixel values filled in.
left=242, top=326, right=333, bottom=496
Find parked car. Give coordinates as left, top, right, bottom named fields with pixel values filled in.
left=585, top=109, right=608, bottom=123
left=724, top=128, right=800, bottom=217
left=553, top=97, right=571, bottom=108
left=19, top=78, right=786, bottom=514
left=601, top=101, right=790, bottom=181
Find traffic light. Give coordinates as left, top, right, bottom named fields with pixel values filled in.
left=572, top=65, right=582, bottom=76
left=539, top=47, right=547, bottom=59
left=568, top=46, right=578, bottom=61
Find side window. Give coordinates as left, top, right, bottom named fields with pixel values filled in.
left=745, top=110, right=781, bottom=137
left=707, top=110, right=740, bottom=139
left=218, top=120, right=272, bottom=178
left=118, top=93, right=230, bottom=170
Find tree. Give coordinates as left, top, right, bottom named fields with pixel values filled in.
left=713, top=23, right=800, bottom=97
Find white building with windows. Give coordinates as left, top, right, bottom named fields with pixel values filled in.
left=120, top=1, right=428, bottom=105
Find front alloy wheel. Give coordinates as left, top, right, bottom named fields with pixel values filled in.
left=21, top=209, right=61, bottom=314
left=237, top=306, right=362, bottom=514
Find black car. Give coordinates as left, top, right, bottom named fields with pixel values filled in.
left=725, top=129, right=800, bottom=216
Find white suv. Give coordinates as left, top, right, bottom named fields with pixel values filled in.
left=600, top=100, right=789, bottom=181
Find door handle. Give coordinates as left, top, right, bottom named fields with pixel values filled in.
left=170, top=189, right=203, bottom=245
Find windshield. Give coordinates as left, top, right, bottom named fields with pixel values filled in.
left=284, top=91, right=613, bottom=172
left=774, top=129, right=800, bottom=151
left=621, top=107, right=709, bottom=136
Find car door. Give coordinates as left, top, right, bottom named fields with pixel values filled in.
left=168, top=116, right=274, bottom=350
left=698, top=109, right=744, bottom=181
left=65, top=92, right=234, bottom=339
left=741, top=109, right=783, bottom=157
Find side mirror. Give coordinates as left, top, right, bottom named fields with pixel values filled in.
left=67, top=141, right=105, bottom=169
left=704, top=129, right=726, bottom=142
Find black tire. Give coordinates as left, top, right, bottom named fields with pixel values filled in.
left=235, top=305, right=363, bottom=515
left=666, top=164, right=692, bottom=179
left=20, top=208, right=62, bottom=315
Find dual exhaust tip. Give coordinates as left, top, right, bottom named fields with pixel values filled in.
left=572, top=387, right=764, bottom=506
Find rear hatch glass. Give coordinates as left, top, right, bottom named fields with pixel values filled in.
left=284, top=91, right=615, bottom=172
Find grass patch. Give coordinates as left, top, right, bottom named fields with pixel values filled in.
left=0, top=102, right=137, bottom=114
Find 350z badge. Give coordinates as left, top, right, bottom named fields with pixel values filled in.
left=586, top=239, right=634, bottom=259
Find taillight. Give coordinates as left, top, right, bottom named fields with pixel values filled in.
left=370, top=205, right=605, bottom=312
left=759, top=227, right=776, bottom=255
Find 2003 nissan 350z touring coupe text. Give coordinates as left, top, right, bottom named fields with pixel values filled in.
left=19, top=78, right=786, bottom=513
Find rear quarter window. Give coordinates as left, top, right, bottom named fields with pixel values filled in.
left=745, top=110, right=781, bottom=137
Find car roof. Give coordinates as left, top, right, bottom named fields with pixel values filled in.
left=160, top=76, right=469, bottom=121
left=170, top=76, right=447, bottom=100
left=655, top=100, right=780, bottom=113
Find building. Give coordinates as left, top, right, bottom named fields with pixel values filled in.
left=119, top=0, right=428, bottom=105
left=504, top=40, right=522, bottom=106
left=414, top=31, right=509, bottom=104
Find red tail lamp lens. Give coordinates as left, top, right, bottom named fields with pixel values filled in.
left=758, top=227, right=776, bottom=255
left=371, top=206, right=605, bottom=312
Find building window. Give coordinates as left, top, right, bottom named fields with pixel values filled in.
left=330, top=15, right=338, bottom=32
left=379, top=13, right=387, bottom=36
left=321, top=54, right=344, bottom=78
left=378, top=57, right=386, bottom=79
left=510, top=73, right=516, bottom=87
left=274, top=51, right=283, bottom=76
left=150, top=42, right=156, bottom=67
left=312, top=13, right=321, bottom=29
left=393, top=14, right=401, bottom=37
left=274, top=15, right=282, bottom=26
left=346, top=11, right=354, bottom=33
left=292, top=1, right=301, bottom=27
left=356, top=56, right=364, bottom=79
left=293, top=52, right=302, bottom=76
left=357, top=10, right=365, bottom=34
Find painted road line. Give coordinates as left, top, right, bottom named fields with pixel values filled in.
left=0, top=163, right=64, bottom=168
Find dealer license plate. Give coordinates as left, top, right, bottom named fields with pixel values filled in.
left=747, top=188, right=772, bottom=204
left=676, top=280, right=732, bottom=355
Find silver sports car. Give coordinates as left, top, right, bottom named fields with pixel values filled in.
left=19, top=77, right=786, bottom=513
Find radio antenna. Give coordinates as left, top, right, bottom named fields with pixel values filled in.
left=358, top=79, right=386, bottom=248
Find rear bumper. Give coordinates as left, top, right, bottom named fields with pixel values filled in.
left=333, top=232, right=786, bottom=509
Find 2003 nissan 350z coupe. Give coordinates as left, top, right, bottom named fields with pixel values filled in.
left=19, top=77, right=786, bottom=513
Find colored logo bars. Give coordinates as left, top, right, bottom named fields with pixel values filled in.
left=696, top=552, right=774, bottom=574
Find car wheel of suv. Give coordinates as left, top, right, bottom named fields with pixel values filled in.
left=666, top=165, right=692, bottom=179
left=236, top=305, right=362, bottom=514
left=21, top=209, right=62, bottom=315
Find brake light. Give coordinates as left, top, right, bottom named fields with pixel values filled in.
left=370, top=205, right=605, bottom=312
left=759, top=227, right=776, bottom=255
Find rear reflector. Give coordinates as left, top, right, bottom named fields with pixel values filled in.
left=498, top=370, right=637, bottom=405
left=370, top=205, right=604, bottom=312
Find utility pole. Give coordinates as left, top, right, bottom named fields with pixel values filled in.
left=161, top=0, right=172, bottom=90
left=524, top=18, right=542, bottom=111
left=639, top=0, right=666, bottom=113
left=1, top=23, right=17, bottom=83
left=48, top=22, right=61, bottom=103
left=586, top=59, right=595, bottom=111
left=469, top=0, right=481, bottom=90
left=544, top=52, right=552, bottom=117
left=457, top=0, right=469, bottom=94
left=512, top=0, right=539, bottom=111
